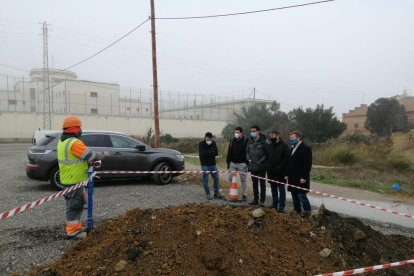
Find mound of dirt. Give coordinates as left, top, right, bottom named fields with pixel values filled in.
left=28, top=204, right=414, bottom=276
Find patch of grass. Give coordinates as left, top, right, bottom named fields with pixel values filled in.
left=311, top=167, right=414, bottom=197
left=312, top=173, right=389, bottom=194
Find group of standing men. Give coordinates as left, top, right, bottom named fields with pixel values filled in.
left=199, top=125, right=312, bottom=215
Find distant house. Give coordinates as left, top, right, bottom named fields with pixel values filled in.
left=342, top=95, right=414, bottom=135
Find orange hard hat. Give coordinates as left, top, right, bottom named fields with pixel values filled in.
left=63, top=116, right=82, bottom=129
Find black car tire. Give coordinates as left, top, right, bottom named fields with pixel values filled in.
left=152, top=162, right=173, bottom=185
left=49, top=166, right=64, bottom=190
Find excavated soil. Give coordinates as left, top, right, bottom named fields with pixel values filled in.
left=28, top=204, right=414, bottom=276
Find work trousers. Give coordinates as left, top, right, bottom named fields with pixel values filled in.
left=63, top=187, right=85, bottom=236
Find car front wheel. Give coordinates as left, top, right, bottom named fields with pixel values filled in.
left=152, top=162, right=173, bottom=185
left=49, top=166, right=64, bottom=190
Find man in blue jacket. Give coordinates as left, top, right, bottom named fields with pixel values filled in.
left=199, top=132, right=223, bottom=200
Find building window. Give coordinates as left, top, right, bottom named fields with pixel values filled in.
left=30, top=106, right=36, bottom=112
left=8, top=100, right=17, bottom=105
left=30, top=88, right=36, bottom=100
left=136, top=108, right=140, bottom=112
left=146, top=108, right=149, bottom=112
left=354, top=123, right=359, bottom=129
left=90, top=108, right=98, bottom=114
left=90, top=92, right=98, bottom=97
left=127, top=107, right=130, bottom=111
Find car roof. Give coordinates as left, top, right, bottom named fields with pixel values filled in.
left=46, top=130, right=127, bottom=136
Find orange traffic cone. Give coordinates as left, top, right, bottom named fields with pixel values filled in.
left=225, top=171, right=242, bottom=202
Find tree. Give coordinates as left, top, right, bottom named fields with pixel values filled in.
left=289, top=104, right=346, bottom=143
left=365, top=98, right=409, bottom=138
left=221, top=101, right=290, bottom=140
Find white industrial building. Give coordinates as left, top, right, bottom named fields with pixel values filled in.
left=0, top=68, right=273, bottom=139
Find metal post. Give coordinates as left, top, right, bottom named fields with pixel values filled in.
left=86, top=166, right=94, bottom=233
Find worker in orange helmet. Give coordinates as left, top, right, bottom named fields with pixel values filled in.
left=57, top=116, right=105, bottom=239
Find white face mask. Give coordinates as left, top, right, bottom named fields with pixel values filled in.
left=234, top=133, right=240, bottom=139
left=206, top=140, right=212, bottom=145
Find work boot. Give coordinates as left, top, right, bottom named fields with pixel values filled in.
left=249, top=200, right=258, bottom=206
left=259, top=201, right=265, bottom=207
left=206, top=194, right=213, bottom=200
left=67, top=231, right=87, bottom=240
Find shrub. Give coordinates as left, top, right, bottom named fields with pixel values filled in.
left=160, top=134, right=179, bottom=145
left=332, top=149, right=358, bottom=165
left=386, top=154, right=412, bottom=172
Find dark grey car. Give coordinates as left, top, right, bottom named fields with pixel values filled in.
left=26, top=131, right=185, bottom=190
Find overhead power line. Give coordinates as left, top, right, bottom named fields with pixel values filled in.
left=0, top=63, right=29, bottom=73
left=156, top=0, right=334, bottom=20
left=51, top=17, right=150, bottom=75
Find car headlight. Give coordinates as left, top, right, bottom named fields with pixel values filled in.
left=175, top=154, right=184, bottom=160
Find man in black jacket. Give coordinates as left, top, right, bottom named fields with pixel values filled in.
left=226, top=126, right=248, bottom=201
left=286, top=131, right=312, bottom=215
left=265, top=130, right=289, bottom=212
left=246, top=125, right=267, bottom=206
left=199, top=132, right=223, bottom=200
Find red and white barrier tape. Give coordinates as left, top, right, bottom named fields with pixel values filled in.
left=0, top=180, right=88, bottom=221
left=242, top=172, right=414, bottom=220
left=97, top=170, right=227, bottom=174
left=316, top=258, right=414, bottom=275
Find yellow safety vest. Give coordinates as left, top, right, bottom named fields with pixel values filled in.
left=57, top=137, right=88, bottom=185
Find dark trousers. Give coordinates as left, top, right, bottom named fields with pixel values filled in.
left=251, top=170, right=266, bottom=202
left=267, top=171, right=286, bottom=210
left=291, top=191, right=311, bottom=213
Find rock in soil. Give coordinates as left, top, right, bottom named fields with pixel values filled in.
left=27, top=204, right=414, bottom=275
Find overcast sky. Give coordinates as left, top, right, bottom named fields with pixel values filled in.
left=1, top=0, right=413, bottom=117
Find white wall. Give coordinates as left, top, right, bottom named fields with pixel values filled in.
left=0, top=112, right=227, bottom=139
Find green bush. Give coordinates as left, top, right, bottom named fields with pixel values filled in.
left=386, top=154, right=412, bottom=171
left=332, top=149, right=358, bottom=165
left=160, top=134, right=179, bottom=145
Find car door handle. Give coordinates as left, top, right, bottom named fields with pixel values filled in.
left=113, top=152, right=122, bottom=156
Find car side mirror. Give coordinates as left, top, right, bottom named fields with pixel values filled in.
left=135, top=145, right=146, bottom=151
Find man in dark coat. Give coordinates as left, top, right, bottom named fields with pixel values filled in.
left=246, top=125, right=267, bottom=206
left=199, top=132, right=223, bottom=200
left=286, top=131, right=312, bottom=215
left=265, top=130, right=289, bottom=212
left=226, top=126, right=249, bottom=201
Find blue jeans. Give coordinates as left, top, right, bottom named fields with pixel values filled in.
left=201, top=165, right=219, bottom=195
left=291, top=192, right=311, bottom=213
left=270, top=183, right=286, bottom=210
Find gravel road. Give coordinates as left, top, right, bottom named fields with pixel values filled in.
left=0, top=144, right=413, bottom=275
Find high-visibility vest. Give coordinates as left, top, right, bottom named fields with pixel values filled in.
left=57, top=137, right=88, bottom=185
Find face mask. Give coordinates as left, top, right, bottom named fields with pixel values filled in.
left=76, top=129, right=82, bottom=138
left=270, top=137, right=277, bottom=143
left=250, top=132, right=257, bottom=139
left=234, top=133, right=240, bottom=139
left=206, top=140, right=212, bottom=145
left=290, top=139, right=298, bottom=145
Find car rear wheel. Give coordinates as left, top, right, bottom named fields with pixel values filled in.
left=152, top=162, right=173, bottom=185
left=49, top=166, right=64, bottom=190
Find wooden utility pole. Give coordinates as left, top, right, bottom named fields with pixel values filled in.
left=150, top=0, right=160, bottom=147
